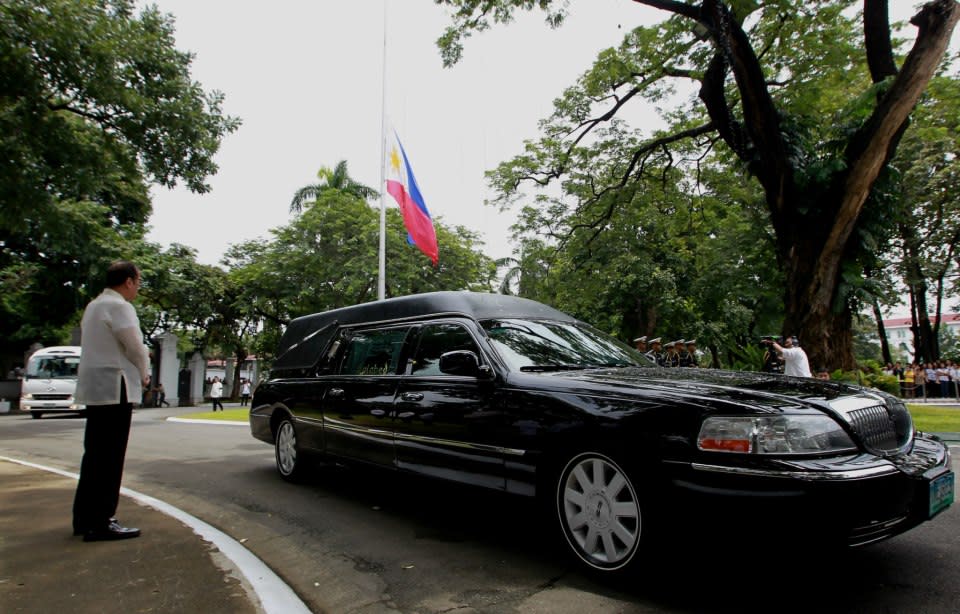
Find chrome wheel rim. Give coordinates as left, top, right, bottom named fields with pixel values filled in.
left=276, top=421, right=297, bottom=476
left=559, top=453, right=640, bottom=569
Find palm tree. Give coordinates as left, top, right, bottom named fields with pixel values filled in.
left=289, top=160, right=379, bottom=213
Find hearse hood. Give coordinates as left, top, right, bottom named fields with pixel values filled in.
left=516, top=366, right=914, bottom=456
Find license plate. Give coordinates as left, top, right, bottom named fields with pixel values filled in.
left=929, top=472, right=955, bottom=518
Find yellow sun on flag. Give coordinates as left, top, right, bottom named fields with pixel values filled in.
left=389, top=147, right=402, bottom=175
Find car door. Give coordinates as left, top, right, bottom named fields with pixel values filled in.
left=321, top=325, right=412, bottom=467
left=394, top=321, right=506, bottom=490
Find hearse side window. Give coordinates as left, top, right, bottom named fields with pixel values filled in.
left=338, top=327, right=410, bottom=376
left=410, top=323, right=480, bottom=376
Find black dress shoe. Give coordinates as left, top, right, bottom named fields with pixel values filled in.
left=83, top=521, right=141, bottom=542
left=74, top=517, right=119, bottom=536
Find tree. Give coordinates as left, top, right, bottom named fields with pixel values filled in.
left=224, top=189, right=497, bottom=363
left=435, top=0, right=960, bottom=370
left=0, top=0, right=239, bottom=355
left=888, top=75, right=960, bottom=363
left=289, top=160, right=379, bottom=213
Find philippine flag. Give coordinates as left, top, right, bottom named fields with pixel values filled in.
left=385, top=131, right=438, bottom=265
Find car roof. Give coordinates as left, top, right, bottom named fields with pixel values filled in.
left=273, top=291, right=576, bottom=372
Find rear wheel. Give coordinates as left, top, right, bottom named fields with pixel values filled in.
left=275, top=417, right=306, bottom=482
left=556, top=451, right=643, bottom=574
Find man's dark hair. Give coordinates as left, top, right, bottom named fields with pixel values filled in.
left=105, top=260, right=138, bottom=288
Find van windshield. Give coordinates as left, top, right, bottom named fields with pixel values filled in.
left=25, top=355, right=80, bottom=379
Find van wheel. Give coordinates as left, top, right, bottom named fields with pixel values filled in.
left=275, top=417, right=307, bottom=482
left=555, top=451, right=644, bottom=574
left=30, top=411, right=43, bottom=419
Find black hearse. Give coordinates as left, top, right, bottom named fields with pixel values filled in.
left=251, top=291, right=954, bottom=574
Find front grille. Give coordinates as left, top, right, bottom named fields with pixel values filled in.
left=846, top=403, right=912, bottom=455
left=32, top=394, right=70, bottom=400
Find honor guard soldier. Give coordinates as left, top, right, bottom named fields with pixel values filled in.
left=663, top=340, right=682, bottom=367
left=645, top=337, right=664, bottom=366
left=680, top=338, right=698, bottom=367
left=633, top=336, right=648, bottom=353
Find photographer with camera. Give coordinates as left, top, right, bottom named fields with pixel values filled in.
left=762, top=335, right=812, bottom=378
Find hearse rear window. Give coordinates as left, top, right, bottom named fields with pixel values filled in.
left=338, top=328, right=409, bottom=376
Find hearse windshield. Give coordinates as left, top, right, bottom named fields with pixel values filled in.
left=481, top=319, right=650, bottom=372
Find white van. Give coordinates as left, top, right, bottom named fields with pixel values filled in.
left=20, top=346, right=84, bottom=419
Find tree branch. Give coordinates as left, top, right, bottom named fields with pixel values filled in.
left=812, top=0, right=960, bottom=307
left=864, top=0, right=899, bottom=81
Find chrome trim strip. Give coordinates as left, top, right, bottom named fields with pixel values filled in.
left=393, top=431, right=526, bottom=457
left=691, top=462, right=899, bottom=481
left=321, top=417, right=526, bottom=457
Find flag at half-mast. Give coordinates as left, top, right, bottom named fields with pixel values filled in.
left=385, top=130, right=438, bottom=264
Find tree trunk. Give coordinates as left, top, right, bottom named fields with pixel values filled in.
left=872, top=299, right=892, bottom=365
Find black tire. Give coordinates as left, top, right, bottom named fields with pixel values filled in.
left=555, top=451, right=645, bottom=574
left=30, top=411, right=42, bottom=419
left=274, top=417, right=307, bottom=482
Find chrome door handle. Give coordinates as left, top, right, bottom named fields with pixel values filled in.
left=400, top=392, right=424, bottom=402
left=328, top=388, right=344, bottom=399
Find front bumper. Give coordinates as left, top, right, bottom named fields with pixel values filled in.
left=668, top=434, right=953, bottom=546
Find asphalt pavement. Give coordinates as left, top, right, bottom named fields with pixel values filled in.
left=0, top=402, right=957, bottom=614
left=0, top=402, right=311, bottom=614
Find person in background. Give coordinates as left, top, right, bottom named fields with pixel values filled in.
left=210, top=376, right=224, bottom=411
left=925, top=363, right=937, bottom=397
left=633, top=336, right=648, bottom=354
left=240, top=378, right=252, bottom=406
left=936, top=361, right=951, bottom=398
left=154, top=382, right=170, bottom=407
left=662, top=340, right=681, bottom=368
left=904, top=364, right=916, bottom=398
left=645, top=338, right=664, bottom=366
left=72, top=260, right=149, bottom=542
left=914, top=363, right=927, bottom=399
left=763, top=336, right=812, bottom=378
left=816, top=367, right=831, bottom=380
left=679, top=339, right=698, bottom=367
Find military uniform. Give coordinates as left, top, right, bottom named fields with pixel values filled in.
left=662, top=340, right=681, bottom=368
left=645, top=337, right=664, bottom=366
left=633, top=335, right=648, bottom=354
left=679, top=339, right=698, bottom=367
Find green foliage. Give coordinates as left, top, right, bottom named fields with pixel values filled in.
left=224, top=189, right=497, bottom=363
left=435, top=0, right=959, bottom=372
left=0, top=0, right=238, bottom=357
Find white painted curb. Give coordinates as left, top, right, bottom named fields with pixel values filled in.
left=0, top=455, right=311, bottom=614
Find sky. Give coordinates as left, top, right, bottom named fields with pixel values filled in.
left=144, top=0, right=664, bottom=266
left=143, top=1, right=953, bottom=273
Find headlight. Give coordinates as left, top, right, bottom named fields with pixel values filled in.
left=22, top=393, right=33, bottom=400
left=698, top=415, right=857, bottom=454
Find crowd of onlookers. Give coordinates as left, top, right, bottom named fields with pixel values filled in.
left=883, top=361, right=959, bottom=399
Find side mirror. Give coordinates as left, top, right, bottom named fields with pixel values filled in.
left=439, top=350, right=487, bottom=378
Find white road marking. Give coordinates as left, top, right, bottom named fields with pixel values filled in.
left=0, top=455, right=310, bottom=614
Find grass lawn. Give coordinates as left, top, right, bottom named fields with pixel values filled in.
left=908, top=405, right=960, bottom=433
left=177, top=408, right=248, bottom=422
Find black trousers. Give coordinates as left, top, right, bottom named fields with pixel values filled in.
left=73, top=389, right=133, bottom=533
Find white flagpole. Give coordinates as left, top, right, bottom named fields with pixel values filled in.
left=377, top=0, right=388, bottom=301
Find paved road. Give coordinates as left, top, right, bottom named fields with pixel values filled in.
left=1, top=407, right=958, bottom=613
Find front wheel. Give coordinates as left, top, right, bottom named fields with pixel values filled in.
left=275, top=417, right=306, bottom=482
left=556, top=451, right=643, bottom=573
left=30, top=411, right=42, bottom=419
